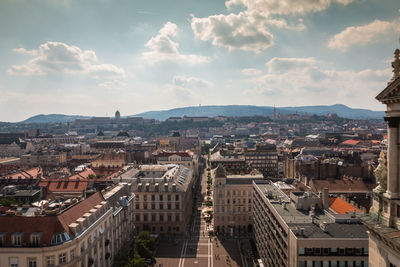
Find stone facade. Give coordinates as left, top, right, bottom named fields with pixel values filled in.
left=363, top=49, right=400, bottom=267
left=212, top=165, right=264, bottom=235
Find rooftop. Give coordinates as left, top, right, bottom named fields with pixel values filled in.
left=254, top=182, right=368, bottom=239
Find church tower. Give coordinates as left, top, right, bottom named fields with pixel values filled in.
left=115, top=110, right=121, bottom=120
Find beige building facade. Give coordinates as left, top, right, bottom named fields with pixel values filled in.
left=253, top=181, right=369, bottom=267
left=213, top=165, right=264, bottom=235
left=0, top=192, right=114, bottom=267
left=117, top=164, right=194, bottom=235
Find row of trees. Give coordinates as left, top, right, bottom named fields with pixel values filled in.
left=113, top=231, right=155, bottom=267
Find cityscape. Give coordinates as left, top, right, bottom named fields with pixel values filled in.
left=0, top=0, right=400, bottom=267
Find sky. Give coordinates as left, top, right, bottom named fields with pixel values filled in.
left=0, top=0, right=399, bottom=122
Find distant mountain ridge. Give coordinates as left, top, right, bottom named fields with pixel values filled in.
left=17, top=104, right=384, bottom=123
left=135, top=104, right=384, bottom=120
left=21, top=114, right=90, bottom=124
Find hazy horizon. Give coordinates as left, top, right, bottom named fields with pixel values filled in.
left=0, top=0, right=398, bottom=121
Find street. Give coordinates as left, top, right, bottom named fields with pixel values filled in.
left=154, top=159, right=245, bottom=267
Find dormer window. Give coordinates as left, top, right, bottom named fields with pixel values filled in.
left=51, top=232, right=70, bottom=245
left=12, top=232, right=24, bottom=246
left=30, top=232, right=42, bottom=247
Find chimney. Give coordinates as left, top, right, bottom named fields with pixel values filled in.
left=320, top=221, right=328, bottom=232
left=69, top=223, right=79, bottom=236
left=322, top=188, right=329, bottom=210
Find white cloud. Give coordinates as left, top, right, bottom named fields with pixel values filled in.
left=191, top=0, right=307, bottom=53
left=143, top=22, right=210, bottom=64
left=242, top=68, right=262, bottom=76
left=266, top=57, right=316, bottom=73
left=225, top=0, right=355, bottom=15
left=328, top=19, right=400, bottom=52
left=244, top=57, right=391, bottom=107
left=8, top=41, right=125, bottom=79
left=191, top=11, right=275, bottom=53
left=13, top=47, right=37, bottom=56
left=99, top=79, right=128, bottom=89
left=173, top=75, right=213, bottom=88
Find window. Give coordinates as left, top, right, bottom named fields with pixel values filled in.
left=30, top=233, right=41, bottom=247
left=160, top=195, right=163, bottom=201
left=144, top=214, right=148, bottom=221
left=0, top=232, right=6, bottom=246
left=28, top=258, right=37, bottom=267
left=135, top=215, right=140, bottom=221
left=151, top=195, right=155, bottom=201
left=175, top=204, right=179, bottom=210
left=160, top=214, right=164, bottom=222
left=152, top=214, right=156, bottom=221
left=168, top=204, right=171, bottom=210
left=175, top=214, right=180, bottom=222
left=46, top=256, right=55, bottom=267
left=298, top=247, right=305, bottom=255
left=58, top=253, right=66, bottom=264
left=168, top=195, right=171, bottom=201
left=10, top=257, right=18, bottom=267
left=175, top=195, right=179, bottom=201
left=70, top=249, right=75, bottom=259
left=135, top=204, right=139, bottom=209
left=152, top=204, right=155, bottom=210
left=12, top=233, right=23, bottom=246
left=160, top=204, right=164, bottom=209
left=143, top=195, right=147, bottom=201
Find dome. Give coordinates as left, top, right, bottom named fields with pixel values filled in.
left=115, top=110, right=121, bottom=119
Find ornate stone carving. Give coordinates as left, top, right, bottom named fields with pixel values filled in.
left=374, top=150, right=387, bottom=194
left=390, top=49, right=400, bottom=83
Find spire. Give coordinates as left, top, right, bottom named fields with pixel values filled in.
left=390, top=48, right=400, bottom=83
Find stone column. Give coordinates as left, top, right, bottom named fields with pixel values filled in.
left=384, top=117, right=400, bottom=199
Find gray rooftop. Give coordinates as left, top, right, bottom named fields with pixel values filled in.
left=254, top=182, right=368, bottom=239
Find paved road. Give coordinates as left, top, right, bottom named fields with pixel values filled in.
left=155, top=160, right=245, bottom=267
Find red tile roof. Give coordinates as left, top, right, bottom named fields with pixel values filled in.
left=42, top=180, right=89, bottom=192
left=0, top=216, right=64, bottom=247
left=341, top=140, right=360, bottom=146
left=156, top=151, right=192, bottom=158
left=0, top=192, right=105, bottom=247
left=329, top=197, right=359, bottom=214
left=69, top=168, right=96, bottom=180
left=1, top=167, right=42, bottom=179
left=310, top=179, right=375, bottom=193
left=57, top=192, right=104, bottom=236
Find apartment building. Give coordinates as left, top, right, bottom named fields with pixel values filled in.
left=0, top=192, right=113, bottom=267
left=244, top=143, right=278, bottom=178
left=117, top=164, right=194, bottom=235
left=155, top=150, right=199, bottom=177
left=213, top=165, right=264, bottom=235
left=253, top=181, right=369, bottom=267
left=102, top=183, right=135, bottom=257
